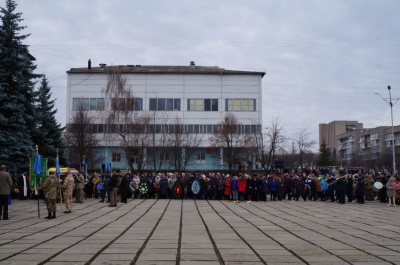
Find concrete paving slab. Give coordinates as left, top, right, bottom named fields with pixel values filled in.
left=1, top=198, right=400, bottom=264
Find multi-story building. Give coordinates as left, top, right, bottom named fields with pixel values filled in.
left=319, top=120, right=400, bottom=168
left=66, top=61, right=265, bottom=171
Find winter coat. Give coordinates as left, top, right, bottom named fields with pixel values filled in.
left=231, top=179, right=238, bottom=191
left=259, top=179, right=268, bottom=193
left=224, top=178, right=232, bottom=196
left=267, top=180, right=277, bottom=192
left=386, top=178, right=397, bottom=197
left=238, top=179, right=246, bottom=193
left=159, top=178, right=169, bottom=196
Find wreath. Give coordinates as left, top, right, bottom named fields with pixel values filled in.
left=139, top=182, right=148, bottom=195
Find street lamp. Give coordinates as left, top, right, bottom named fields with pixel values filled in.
left=374, top=86, right=399, bottom=176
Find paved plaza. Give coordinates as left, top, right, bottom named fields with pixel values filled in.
left=0, top=198, right=400, bottom=265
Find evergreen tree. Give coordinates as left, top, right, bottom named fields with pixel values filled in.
left=316, top=140, right=332, bottom=166
left=0, top=0, right=40, bottom=175
left=33, top=75, right=66, bottom=167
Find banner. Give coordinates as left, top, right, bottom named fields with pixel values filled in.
left=29, top=157, right=48, bottom=190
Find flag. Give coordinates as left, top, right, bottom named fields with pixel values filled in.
left=56, top=156, right=61, bottom=179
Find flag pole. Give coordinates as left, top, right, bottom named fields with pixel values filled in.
left=35, top=145, right=40, bottom=218
left=57, top=149, right=63, bottom=211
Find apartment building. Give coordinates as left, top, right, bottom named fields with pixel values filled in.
left=319, top=120, right=400, bottom=167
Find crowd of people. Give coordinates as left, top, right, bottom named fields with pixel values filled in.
left=85, top=169, right=400, bottom=207
left=1, top=164, right=399, bottom=221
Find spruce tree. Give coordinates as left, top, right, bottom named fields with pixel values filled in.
left=316, top=140, right=332, bottom=166
left=33, top=75, right=66, bottom=167
left=0, top=0, right=40, bottom=175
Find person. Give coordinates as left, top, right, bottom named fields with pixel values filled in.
left=85, top=174, right=94, bottom=198
left=100, top=172, right=111, bottom=203
left=18, top=172, right=29, bottom=200
left=159, top=175, right=169, bottom=199
left=364, top=175, right=375, bottom=201
left=74, top=173, right=85, bottom=203
left=326, top=173, right=336, bottom=202
left=131, top=174, right=140, bottom=199
left=0, top=165, right=13, bottom=220
left=223, top=175, right=232, bottom=200
left=231, top=176, right=239, bottom=202
left=346, top=174, right=354, bottom=202
left=120, top=173, right=129, bottom=203
left=259, top=176, right=268, bottom=203
left=109, top=171, right=119, bottom=207
left=62, top=169, right=75, bottom=213
left=386, top=176, right=397, bottom=207
left=41, top=172, right=61, bottom=219
left=355, top=174, right=365, bottom=204
left=267, top=176, right=277, bottom=201
left=238, top=174, right=247, bottom=202
left=168, top=174, right=177, bottom=199
left=379, top=174, right=388, bottom=203
left=336, top=175, right=346, bottom=204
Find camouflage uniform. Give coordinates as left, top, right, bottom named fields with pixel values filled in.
left=364, top=177, right=375, bottom=201
left=74, top=174, right=85, bottom=203
left=62, top=174, right=75, bottom=213
left=41, top=174, right=61, bottom=219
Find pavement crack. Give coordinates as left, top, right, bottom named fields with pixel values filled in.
left=131, top=199, right=171, bottom=265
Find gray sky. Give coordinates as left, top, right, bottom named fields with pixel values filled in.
left=16, top=0, right=400, bottom=151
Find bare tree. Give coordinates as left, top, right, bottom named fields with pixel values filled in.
left=102, top=66, right=152, bottom=171
left=209, top=113, right=252, bottom=171
left=252, top=117, right=286, bottom=172
left=65, top=102, right=99, bottom=170
left=147, top=112, right=171, bottom=171
left=292, top=128, right=316, bottom=169
left=167, top=117, right=202, bottom=171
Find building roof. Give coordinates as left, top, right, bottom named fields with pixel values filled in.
left=67, top=63, right=266, bottom=77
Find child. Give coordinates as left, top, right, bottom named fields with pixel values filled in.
left=386, top=176, right=397, bottom=206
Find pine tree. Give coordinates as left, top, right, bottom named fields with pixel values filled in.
left=33, top=75, right=66, bottom=167
left=316, top=140, right=332, bottom=166
left=0, top=0, right=40, bottom=175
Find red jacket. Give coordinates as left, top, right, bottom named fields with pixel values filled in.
left=224, top=178, right=232, bottom=196
left=238, top=179, right=247, bottom=193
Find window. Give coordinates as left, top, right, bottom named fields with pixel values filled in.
left=226, top=99, right=256, bottom=111
left=188, top=99, right=218, bottom=111
left=197, top=153, right=206, bottom=161
left=72, top=98, right=89, bottom=111
left=160, top=152, right=170, bottom=162
left=73, top=98, right=105, bottom=111
left=112, top=153, right=121, bottom=162
left=112, top=98, right=142, bottom=111
left=149, top=98, right=180, bottom=111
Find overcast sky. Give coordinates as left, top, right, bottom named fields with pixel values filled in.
left=14, top=0, right=400, bottom=151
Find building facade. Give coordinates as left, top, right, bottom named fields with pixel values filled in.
left=66, top=61, right=265, bottom=171
left=319, top=120, right=400, bottom=170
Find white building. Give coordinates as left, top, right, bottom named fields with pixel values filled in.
left=66, top=61, right=265, bottom=171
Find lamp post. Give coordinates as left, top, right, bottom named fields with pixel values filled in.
left=375, top=86, right=399, bottom=176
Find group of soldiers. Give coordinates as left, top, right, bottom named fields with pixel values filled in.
left=40, top=170, right=85, bottom=219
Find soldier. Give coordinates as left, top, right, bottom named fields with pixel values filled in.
left=74, top=173, right=85, bottom=203
left=62, top=169, right=75, bottom=213
left=41, top=172, right=61, bottom=219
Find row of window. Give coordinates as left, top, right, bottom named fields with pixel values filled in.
left=66, top=123, right=261, bottom=134
left=72, top=98, right=256, bottom=112
left=112, top=152, right=206, bottom=163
